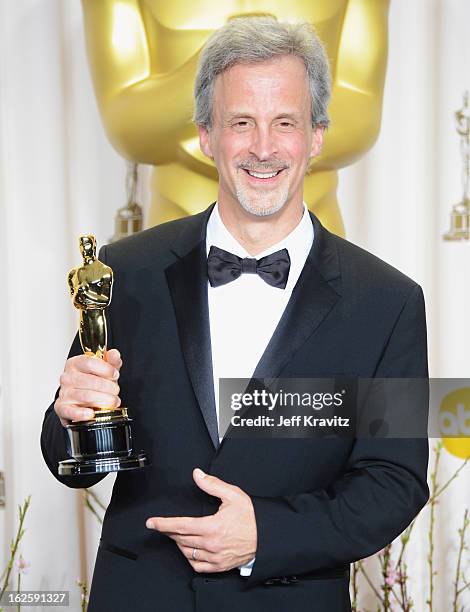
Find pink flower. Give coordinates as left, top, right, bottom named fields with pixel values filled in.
left=15, top=555, right=30, bottom=575
left=385, top=563, right=399, bottom=586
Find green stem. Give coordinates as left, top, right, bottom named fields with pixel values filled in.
left=395, top=521, right=415, bottom=571
left=456, top=580, right=470, bottom=596
left=426, top=443, right=441, bottom=611
left=381, top=544, right=392, bottom=610
left=358, top=559, right=404, bottom=609
left=398, top=560, right=408, bottom=610
left=83, top=492, right=103, bottom=525
left=431, top=457, right=469, bottom=502
left=16, top=572, right=20, bottom=612
left=84, top=489, right=106, bottom=512
left=0, top=496, right=31, bottom=602
left=358, top=560, right=383, bottom=602
left=453, top=509, right=469, bottom=611
left=395, top=524, right=413, bottom=610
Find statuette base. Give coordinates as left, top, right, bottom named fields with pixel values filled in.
left=58, top=452, right=149, bottom=476
left=58, top=415, right=150, bottom=476
left=443, top=201, right=470, bottom=241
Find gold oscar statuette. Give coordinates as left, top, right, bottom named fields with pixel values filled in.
left=58, top=235, right=149, bottom=476
left=110, top=162, right=143, bottom=243
left=444, top=91, right=470, bottom=240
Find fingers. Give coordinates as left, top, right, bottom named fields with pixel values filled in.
left=192, top=468, right=240, bottom=502
left=105, top=349, right=122, bottom=370
left=71, top=354, right=120, bottom=380
left=189, top=561, right=219, bottom=573
left=55, top=391, right=121, bottom=426
left=177, top=544, right=218, bottom=564
left=146, top=515, right=214, bottom=536
left=54, top=349, right=123, bottom=426
left=56, top=405, right=95, bottom=426
left=60, top=370, right=120, bottom=397
left=60, top=387, right=121, bottom=410
left=56, top=406, right=95, bottom=427
left=166, top=534, right=209, bottom=549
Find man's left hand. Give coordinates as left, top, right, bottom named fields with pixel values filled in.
left=146, top=468, right=257, bottom=573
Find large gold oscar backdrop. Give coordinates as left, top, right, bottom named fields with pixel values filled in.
left=81, top=0, right=390, bottom=235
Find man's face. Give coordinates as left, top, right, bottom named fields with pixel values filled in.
left=198, top=55, right=324, bottom=217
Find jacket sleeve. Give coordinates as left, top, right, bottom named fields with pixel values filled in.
left=40, top=246, right=111, bottom=490
left=247, top=284, right=429, bottom=586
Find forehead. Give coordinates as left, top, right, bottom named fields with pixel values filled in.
left=213, top=55, right=310, bottom=117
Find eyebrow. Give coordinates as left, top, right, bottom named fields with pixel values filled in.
left=224, top=112, right=301, bottom=122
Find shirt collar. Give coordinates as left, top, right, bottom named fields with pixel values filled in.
left=206, top=202, right=314, bottom=291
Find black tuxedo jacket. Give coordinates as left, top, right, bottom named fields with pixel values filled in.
left=41, top=205, right=429, bottom=612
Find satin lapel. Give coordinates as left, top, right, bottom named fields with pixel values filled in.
left=252, top=259, right=339, bottom=380
left=165, top=205, right=219, bottom=450
left=252, top=212, right=342, bottom=379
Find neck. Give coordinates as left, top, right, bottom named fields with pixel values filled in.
left=217, top=198, right=304, bottom=256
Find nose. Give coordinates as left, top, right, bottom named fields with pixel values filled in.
left=248, top=124, right=278, bottom=161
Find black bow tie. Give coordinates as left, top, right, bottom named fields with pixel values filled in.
left=207, top=245, right=291, bottom=289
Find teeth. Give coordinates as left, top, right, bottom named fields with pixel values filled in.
left=247, top=170, right=279, bottom=178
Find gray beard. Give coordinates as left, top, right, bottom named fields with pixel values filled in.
left=234, top=174, right=290, bottom=217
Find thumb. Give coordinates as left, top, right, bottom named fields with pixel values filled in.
left=105, top=348, right=122, bottom=370
left=192, top=468, right=237, bottom=502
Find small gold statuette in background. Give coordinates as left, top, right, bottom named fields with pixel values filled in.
left=110, top=162, right=143, bottom=243
left=58, top=235, right=149, bottom=476
left=444, top=91, right=470, bottom=240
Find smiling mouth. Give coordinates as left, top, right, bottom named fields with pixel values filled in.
left=243, top=168, right=284, bottom=181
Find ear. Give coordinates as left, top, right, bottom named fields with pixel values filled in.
left=198, top=125, right=214, bottom=160
left=310, top=125, right=325, bottom=159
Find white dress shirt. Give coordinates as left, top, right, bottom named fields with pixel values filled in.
left=205, top=202, right=314, bottom=576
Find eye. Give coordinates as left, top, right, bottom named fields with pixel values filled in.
left=231, top=119, right=252, bottom=131
left=277, top=121, right=295, bottom=130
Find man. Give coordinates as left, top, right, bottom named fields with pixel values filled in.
left=41, top=17, right=429, bottom=612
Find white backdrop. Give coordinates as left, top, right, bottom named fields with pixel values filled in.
left=0, top=1, right=469, bottom=610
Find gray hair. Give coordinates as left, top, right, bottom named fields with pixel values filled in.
left=193, top=16, right=331, bottom=129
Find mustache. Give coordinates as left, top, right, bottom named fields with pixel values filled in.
left=236, top=158, right=289, bottom=173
